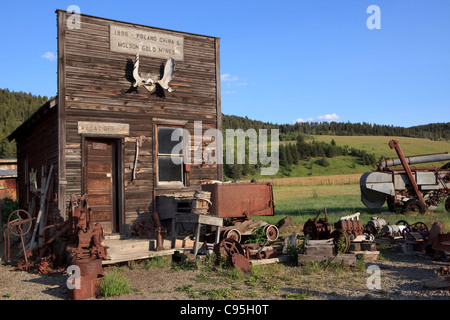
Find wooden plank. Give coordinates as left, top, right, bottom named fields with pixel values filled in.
left=422, top=276, right=450, bottom=290
left=28, top=165, right=54, bottom=250
left=175, top=213, right=223, bottom=227
left=298, top=253, right=357, bottom=267
left=215, top=37, right=222, bottom=181
left=57, top=10, right=67, bottom=220
left=250, top=255, right=290, bottom=266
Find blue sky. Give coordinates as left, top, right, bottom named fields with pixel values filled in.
left=0, top=0, right=449, bottom=127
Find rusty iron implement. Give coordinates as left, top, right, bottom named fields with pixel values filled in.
left=303, top=208, right=331, bottom=240
left=360, top=139, right=450, bottom=214
left=201, top=182, right=274, bottom=219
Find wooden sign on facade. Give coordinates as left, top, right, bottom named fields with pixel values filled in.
left=110, top=25, right=184, bottom=61
left=77, top=121, right=130, bottom=136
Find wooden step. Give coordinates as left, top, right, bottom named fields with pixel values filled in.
left=101, top=237, right=196, bottom=265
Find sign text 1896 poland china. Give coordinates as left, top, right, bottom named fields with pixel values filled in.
left=110, top=24, right=184, bottom=61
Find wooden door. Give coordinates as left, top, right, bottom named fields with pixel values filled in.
left=84, top=138, right=116, bottom=234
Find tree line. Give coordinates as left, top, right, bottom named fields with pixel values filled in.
left=0, top=89, right=49, bottom=158
left=223, top=115, right=450, bottom=141
left=223, top=135, right=378, bottom=180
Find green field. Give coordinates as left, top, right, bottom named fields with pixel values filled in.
left=308, top=135, right=450, bottom=160
left=256, top=183, right=450, bottom=234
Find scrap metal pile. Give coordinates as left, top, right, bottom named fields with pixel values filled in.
left=301, top=208, right=450, bottom=259
left=2, top=194, right=107, bottom=276
left=302, top=209, right=374, bottom=254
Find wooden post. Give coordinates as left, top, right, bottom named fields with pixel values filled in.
left=28, top=165, right=53, bottom=250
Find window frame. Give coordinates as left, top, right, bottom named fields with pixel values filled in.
left=153, top=119, right=188, bottom=188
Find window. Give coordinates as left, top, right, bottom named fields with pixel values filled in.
left=156, top=126, right=185, bottom=186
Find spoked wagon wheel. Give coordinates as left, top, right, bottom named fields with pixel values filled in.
left=411, top=221, right=428, bottom=234
left=6, top=209, right=34, bottom=264
left=7, top=209, right=33, bottom=237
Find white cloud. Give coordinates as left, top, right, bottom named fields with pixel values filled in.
left=295, top=113, right=340, bottom=123
left=221, top=73, right=238, bottom=82
left=42, top=52, right=57, bottom=61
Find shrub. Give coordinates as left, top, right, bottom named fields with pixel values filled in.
left=1, top=196, right=19, bottom=223
left=98, top=268, right=131, bottom=297
left=317, top=157, right=330, bottom=167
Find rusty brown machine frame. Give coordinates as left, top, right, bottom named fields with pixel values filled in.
left=202, top=182, right=279, bottom=243
left=213, top=237, right=284, bottom=272
left=303, top=209, right=373, bottom=254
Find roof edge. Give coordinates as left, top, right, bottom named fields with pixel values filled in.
left=7, top=96, right=58, bottom=142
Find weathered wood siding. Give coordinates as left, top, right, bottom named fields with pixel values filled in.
left=57, top=11, right=221, bottom=232
left=14, top=105, right=59, bottom=224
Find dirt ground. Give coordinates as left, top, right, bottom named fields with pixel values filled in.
left=1, top=241, right=450, bottom=301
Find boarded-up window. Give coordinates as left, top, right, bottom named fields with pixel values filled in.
left=157, top=127, right=184, bottom=185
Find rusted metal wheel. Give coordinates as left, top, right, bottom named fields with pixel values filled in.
left=403, top=199, right=426, bottom=214
left=214, top=238, right=249, bottom=272
left=214, top=238, right=245, bottom=261
left=411, top=221, right=428, bottom=233
left=445, top=197, right=450, bottom=213
left=223, top=229, right=241, bottom=243
left=263, top=224, right=279, bottom=241
left=396, top=220, right=410, bottom=229
left=7, top=209, right=32, bottom=237
left=425, top=196, right=440, bottom=211
left=331, top=229, right=350, bottom=254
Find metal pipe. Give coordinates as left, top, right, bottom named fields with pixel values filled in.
left=379, top=153, right=450, bottom=169
left=388, top=140, right=426, bottom=206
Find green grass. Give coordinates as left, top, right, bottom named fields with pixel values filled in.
left=144, top=256, right=172, bottom=269
left=308, top=135, right=450, bottom=160
left=254, top=183, right=450, bottom=232
left=250, top=155, right=373, bottom=180
left=98, top=267, right=132, bottom=298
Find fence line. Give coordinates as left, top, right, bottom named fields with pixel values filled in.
left=259, top=173, right=362, bottom=186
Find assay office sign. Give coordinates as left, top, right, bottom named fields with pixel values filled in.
left=110, top=24, right=184, bottom=61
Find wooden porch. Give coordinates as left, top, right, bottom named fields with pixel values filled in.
left=101, top=213, right=224, bottom=265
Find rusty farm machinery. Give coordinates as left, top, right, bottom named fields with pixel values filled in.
left=2, top=194, right=107, bottom=299
left=201, top=181, right=280, bottom=244
left=360, top=139, right=450, bottom=214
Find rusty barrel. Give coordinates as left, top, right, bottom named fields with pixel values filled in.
left=67, top=258, right=103, bottom=300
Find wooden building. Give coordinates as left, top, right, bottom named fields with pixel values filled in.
left=8, top=10, right=222, bottom=238
left=0, top=159, right=18, bottom=200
